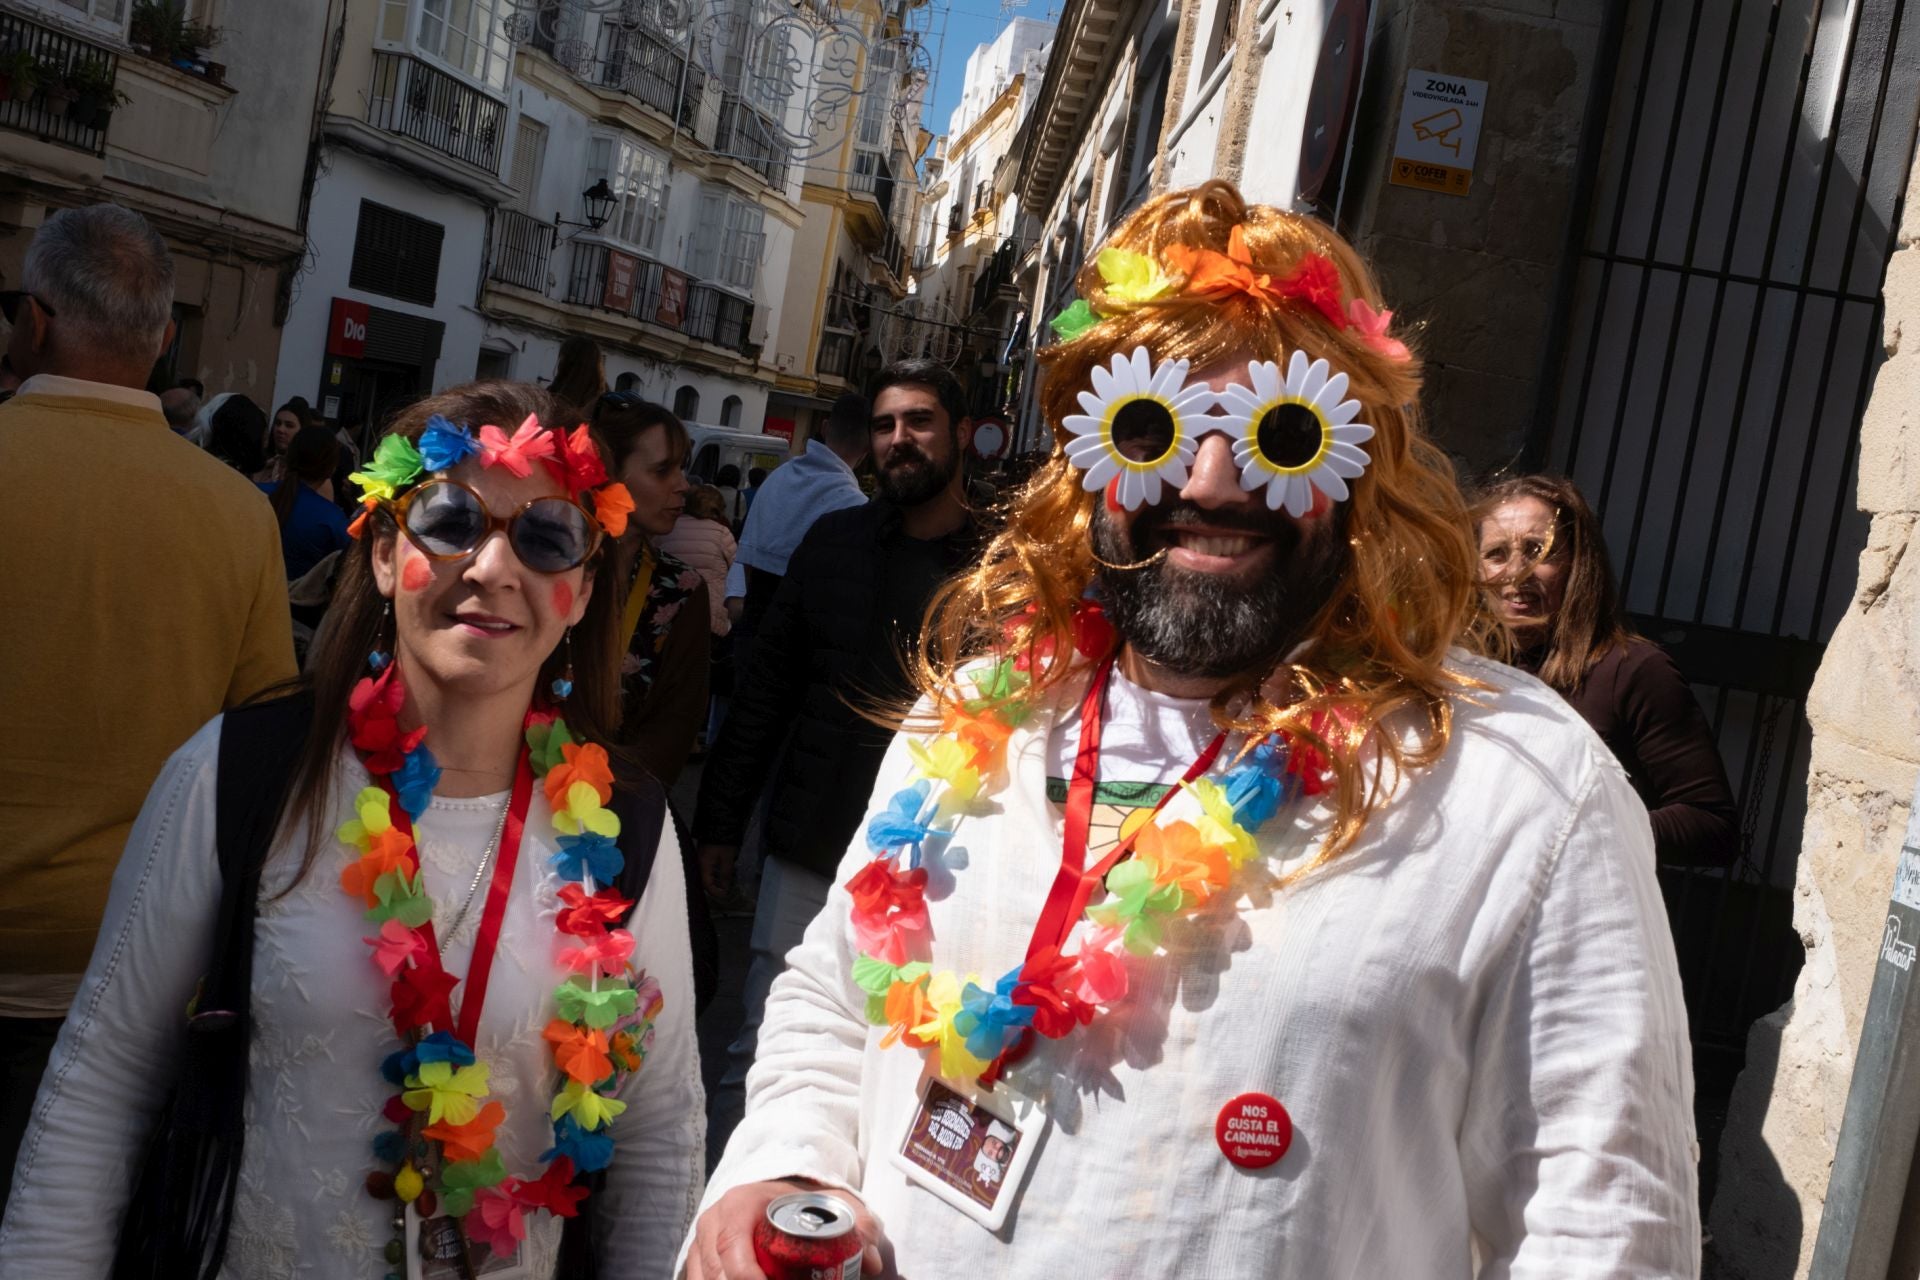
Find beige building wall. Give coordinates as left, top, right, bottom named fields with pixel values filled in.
left=1707, top=151, right=1920, bottom=1279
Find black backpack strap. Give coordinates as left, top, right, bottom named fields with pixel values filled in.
left=558, top=770, right=715, bottom=1279
left=113, top=693, right=313, bottom=1280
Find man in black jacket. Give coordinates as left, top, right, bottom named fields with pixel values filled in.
left=695, top=360, right=979, bottom=1155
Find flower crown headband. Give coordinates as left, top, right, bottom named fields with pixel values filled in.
left=1048, top=225, right=1411, bottom=364
left=346, top=414, right=636, bottom=539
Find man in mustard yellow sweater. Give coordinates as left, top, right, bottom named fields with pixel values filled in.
left=0, top=205, right=295, bottom=1203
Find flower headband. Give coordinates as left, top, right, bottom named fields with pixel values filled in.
left=346, top=414, right=636, bottom=538
left=1063, top=345, right=1375, bottom=514
left=1050, top=230, right=1411, bottom=363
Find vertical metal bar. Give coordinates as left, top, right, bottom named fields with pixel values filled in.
left=1810, top=322, right=1879, bottom=631
left=1551, top=0, right=1670, bottom=476
left=1731, top=1, right=1878, bottom=630
left=1591, top=0, right=1715, bottom=529
left=1653, top=0, right=1790, bottom=613
left=1617, top=0, right=1749, bottom=592
left=1691, top=0, right=1835, bottom=624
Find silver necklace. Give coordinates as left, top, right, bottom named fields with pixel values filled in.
left=437, top=795, right=514, bottom=949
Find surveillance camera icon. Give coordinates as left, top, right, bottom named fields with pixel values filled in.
left=1411, top=108, right=1464, bottom=155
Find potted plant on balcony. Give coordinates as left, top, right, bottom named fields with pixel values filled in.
left=38, top=59, right=76, bottom=117
left=129, top=1, right=219, bottom=75
left=0, top=49, right=39, bottom=104
left=67, top=61, right=130, bottom=128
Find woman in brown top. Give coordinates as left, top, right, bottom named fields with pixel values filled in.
left=591, top=393, right=710, bottom=785
left=1474, top=473, right=1739, bottom=866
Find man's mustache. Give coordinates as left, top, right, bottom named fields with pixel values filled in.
left=1126, top=499, right=1300, bottom=547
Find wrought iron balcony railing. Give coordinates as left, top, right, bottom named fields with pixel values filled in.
left=367, top=51, right=506, bottom=174
left=816, top=328, right=855, bottom=379
left=713, top=92, right=788, bottom=189
left=489, top=208, right=554, bottom=291
left=561, top=241, right=753, bottom=357
left=594, top=22, right=687, bottom=120
left=0, top=9, right=118, bottom=157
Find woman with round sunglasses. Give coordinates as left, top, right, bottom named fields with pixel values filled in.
left=591, top=393, right=710, bottom=787
left=0, top=382, right=704, bottom=1279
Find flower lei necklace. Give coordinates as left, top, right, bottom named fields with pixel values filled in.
left=341, top=662, right=663, bottom=1265
left=845, top=603, right=1330, bottom=1086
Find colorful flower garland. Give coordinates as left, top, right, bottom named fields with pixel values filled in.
left=345, top=413, right=636, bottom=540
left=342, top=664, right=662, bottom=1262
left=846, top=606, right=1329, bottom=1084
left=1049, top=232, right=1411, bottom=363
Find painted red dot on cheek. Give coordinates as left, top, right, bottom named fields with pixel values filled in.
left=552, top=581, right=574, bottom=615
left=1105, top=476, right=1124, bottom=513
left=400, top=558, right=433, bottom=592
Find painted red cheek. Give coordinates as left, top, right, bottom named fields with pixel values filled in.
left=552, top=581, right=575, bottom=615
left=1308, top=487, right=1335, bottom=518
left=1105, top=476, right=1124, bottom=513
left=400, top=558, right=433, bottom=592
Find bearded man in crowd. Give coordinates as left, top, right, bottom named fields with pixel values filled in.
left=683, top=180, right=1697, bottom=1279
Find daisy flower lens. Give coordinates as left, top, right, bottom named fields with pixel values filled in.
left=1062, top=346, right=1215, bottom=510
left=1218, top=349, right=1376, bottom=516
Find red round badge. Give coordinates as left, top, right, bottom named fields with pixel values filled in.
left=1215, top=1092, right=1292, bottom=1169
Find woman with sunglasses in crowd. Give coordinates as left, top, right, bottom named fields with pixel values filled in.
left=591, top=393, right=710, bottom=788
left=0, top=381, right=703, bottom=1279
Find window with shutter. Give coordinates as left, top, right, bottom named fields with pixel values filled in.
left=721, top=200, right=763, bottom=292
left=510, top=118, right=547, bottom=213
left=687, top=186, right=725, bottom=279
left=350, top=200, right=445, bottom=307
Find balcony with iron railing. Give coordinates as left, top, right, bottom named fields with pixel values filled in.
left=0, top=9, right=120, bottom=157
left=713, top=92, right=788, bottom=189
left=368, top=50, right=506, bottom=174
left=848, top=147, right=895, bottom=220
left=970, top=236, right=1020, bottom=317
left=561, top=240, right=755, bottom=358
left=489, top=208, right=555, bottom=292
left=592, top=22, right=689, bottom=121
left=817, top=328, right=855, bottom=380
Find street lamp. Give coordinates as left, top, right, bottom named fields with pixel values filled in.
left=551, top=179, right=617, bottom=245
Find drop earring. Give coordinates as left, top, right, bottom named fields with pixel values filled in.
left=368, top=600, right=392, bottom=672
left=551, top=628, right=575, bottom=700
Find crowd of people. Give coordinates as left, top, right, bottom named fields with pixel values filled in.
left=0, top=186, right=1736, bottom=1278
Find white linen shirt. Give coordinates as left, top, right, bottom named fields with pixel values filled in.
left=0, top=716, right=705, bottom=1279
left=692, top=654, right=1699, bottom=1277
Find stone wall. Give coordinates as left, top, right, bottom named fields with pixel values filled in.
left=1708, top=153, right=1920, bottom=1280
left=1337, top=0, right=1602, bottom=474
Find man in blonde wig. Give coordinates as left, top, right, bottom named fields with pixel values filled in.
left=685, top=182, right=1697, bottom=1278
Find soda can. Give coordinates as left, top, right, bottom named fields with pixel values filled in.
left=752, top=1191, right=863, bottom=1280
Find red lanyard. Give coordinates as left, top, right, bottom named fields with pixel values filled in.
left=380, top=748, right=535, bottom=1048
left=982, top=657, right=1226, bottom=1085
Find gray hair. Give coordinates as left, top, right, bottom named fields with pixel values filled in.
left=22, top=204, right=175, bottom=350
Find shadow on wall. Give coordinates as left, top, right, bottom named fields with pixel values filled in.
left=1703, top=1007, right=1802, bottom=1280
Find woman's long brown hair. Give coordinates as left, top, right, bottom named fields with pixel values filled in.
left=912, top=180, right=1490, bottom=874
left=1470, top=473, right=1634, bottom=692
left=267, top=380, right=627, bottom=894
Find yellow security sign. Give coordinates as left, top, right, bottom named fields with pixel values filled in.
left=1390, top=70, right=1487, bottom=197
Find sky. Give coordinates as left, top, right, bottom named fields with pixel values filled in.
left=918, top=0, right=1059, bottom=140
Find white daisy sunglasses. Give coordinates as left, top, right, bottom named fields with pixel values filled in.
left=1062, top=346, right=1376, bottom=514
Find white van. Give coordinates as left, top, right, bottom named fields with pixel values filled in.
left=683, top=423, right=792, bottom=491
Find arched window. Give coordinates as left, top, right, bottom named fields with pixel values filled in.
left=615, top=371, right=640, bottom=392
left=673, top=386, right=700, bottom=420
left=721, top=395, right=743, bottom=428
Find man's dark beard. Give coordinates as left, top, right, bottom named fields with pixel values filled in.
left=1091, top=499, right=1349, bottom=679
left=876, top=437, right=958, bottom=506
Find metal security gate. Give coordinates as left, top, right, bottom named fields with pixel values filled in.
left=1533, top=0, right=1920, bottom=1204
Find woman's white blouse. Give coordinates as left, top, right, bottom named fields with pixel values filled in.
left=0, top=717, right=704, bottom=1278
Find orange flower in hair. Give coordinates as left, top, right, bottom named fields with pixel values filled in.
left=1164, top=225, right=1277, bottom=304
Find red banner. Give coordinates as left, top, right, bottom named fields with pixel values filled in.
left=764, top=415, right=796, bottom=442
left=603, top=250, right=639, bottom=312
left=657, top=268, right=689, bottom=328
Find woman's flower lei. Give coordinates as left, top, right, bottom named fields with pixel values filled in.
left=340, top=664, right=663, bottom=1251
left=347, top=413, right=635, bottom=539
left=844, top=601, right=1330, bottom=1085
